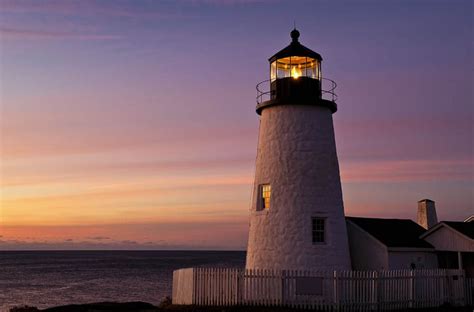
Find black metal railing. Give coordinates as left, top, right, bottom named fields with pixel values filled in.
left=256, top=78, right=337, bottom=104
left=255, top=79, right=272, bottom=104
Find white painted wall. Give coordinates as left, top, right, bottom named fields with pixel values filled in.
left=424, top=226, right=474, bottom=252
left=172, top=268, right=194, bottom=305
left=346, top=221, right=388, bottom=270
left=246, top=104, right=351, bottom=270
left=388, top=251, right=438, bottom=269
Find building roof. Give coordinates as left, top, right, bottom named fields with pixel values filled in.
left=443, top=221, right=474, bottom=239
left=418, top=198, right=434, bottom=203
left=269, top=29, right=322, bottom=62
left=346, top=217, right=434, bottom=249
left=464, top=215, right=474, bottom=223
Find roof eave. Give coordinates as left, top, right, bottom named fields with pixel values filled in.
left=268, top=43, right=323, bottom=63
left=387, top=247, right=436, bottom=252
left=420, top=222, right=474, bottom=241
left=346, top=219, right=389, bottom=250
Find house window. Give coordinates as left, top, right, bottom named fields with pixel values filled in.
left=312, top=218, right=325, bottom=243
left=258, top=184, right=271, bottom=211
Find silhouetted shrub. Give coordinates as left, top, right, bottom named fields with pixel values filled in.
left=158, top=296, right=172, bottom=308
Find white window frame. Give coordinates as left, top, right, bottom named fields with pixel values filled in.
left=312, top=217, right=326, bottom=244
left=257, top=184, right=271, bottom=211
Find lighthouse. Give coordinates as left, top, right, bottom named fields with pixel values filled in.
left=246, top=29, right=351, bottom=271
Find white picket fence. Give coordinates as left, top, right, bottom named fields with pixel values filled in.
left=173, top=268, right=474, bottom=310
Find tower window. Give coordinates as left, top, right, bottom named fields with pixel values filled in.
left=257, top=184, right=271, bottom=211
left=312, top=218, right=325, bottom=243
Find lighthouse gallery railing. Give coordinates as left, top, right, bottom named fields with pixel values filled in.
left=256, top=77, right=338, bottom=104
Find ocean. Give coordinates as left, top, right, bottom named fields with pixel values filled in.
left=0, top=251, right=246, bottom=311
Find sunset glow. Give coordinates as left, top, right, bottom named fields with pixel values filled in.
left=0, top=0, right=472, bottom=250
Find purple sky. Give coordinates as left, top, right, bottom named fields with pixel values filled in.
left=0, top=0, right=472, bottom=250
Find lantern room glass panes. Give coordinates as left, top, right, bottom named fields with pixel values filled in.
left=270, top=61, right=277, bottom=82
left=271, top=56, right=320, bottom=80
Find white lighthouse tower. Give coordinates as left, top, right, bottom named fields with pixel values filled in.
left=246, top=29, right=351, bottom=271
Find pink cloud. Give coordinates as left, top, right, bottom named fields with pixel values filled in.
left=341, top=159, right=473, bottom=183
left=0, top=0, right=189, bottom=19
left=336, top=114, right=472, bottom=162
left=0, top=220, right=248, bottom=250
left=0, top=27, right=121, bottom=40
left=186, top=0, right=277, bottom=5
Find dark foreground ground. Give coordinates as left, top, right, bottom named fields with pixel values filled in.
left=9, top=301, right=474, bottom=312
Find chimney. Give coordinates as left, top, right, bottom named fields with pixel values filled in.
left=417, top=199, right=438, bottom=229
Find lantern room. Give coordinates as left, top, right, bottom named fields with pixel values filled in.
left=269, top=29, right=322, bottom=82
left=256, top=29, right=337, bottom=115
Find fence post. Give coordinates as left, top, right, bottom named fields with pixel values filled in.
left=445, top=269, right=451, bottom=305
left=371, top=271, right=377, bottom=311
left=409, top=269, right=414, bottom=308
left=281, top=269, right=285, bottom=306
left=461, top=269, right=466, bottom=306
left=333, top=270, right=338, bottom=311
left=192, top=268, right=195, bottom=305
left=235, top=269, right=239, bottom=305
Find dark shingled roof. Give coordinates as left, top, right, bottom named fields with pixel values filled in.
left=443, top=221, right=474, bottom=239
left=347, top=217, right=434, bottom=248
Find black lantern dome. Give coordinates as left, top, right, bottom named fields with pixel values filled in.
left=256, top=29, right=337, bottom=115
left=269, top=29, right=322, bottom=64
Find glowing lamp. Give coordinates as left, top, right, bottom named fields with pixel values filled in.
left=291, top=66, right=302, bottom=79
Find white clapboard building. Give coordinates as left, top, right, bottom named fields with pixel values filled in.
left=347, top=199, right=473, bottom=276
left=346, top=216, right=439, bottom=270
left=421, top=219, right=474, bottom=277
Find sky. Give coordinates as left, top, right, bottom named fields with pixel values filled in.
left=0, top=0, right=472, bottom=250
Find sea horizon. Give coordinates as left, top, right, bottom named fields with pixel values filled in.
left=0, top=249, right=247, bottom=252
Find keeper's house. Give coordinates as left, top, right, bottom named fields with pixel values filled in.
left=420, top=221, right=474, bottom=277
left=347, top=199, right=474, bottom=276
left=347, top=217, right=438, bottom=271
